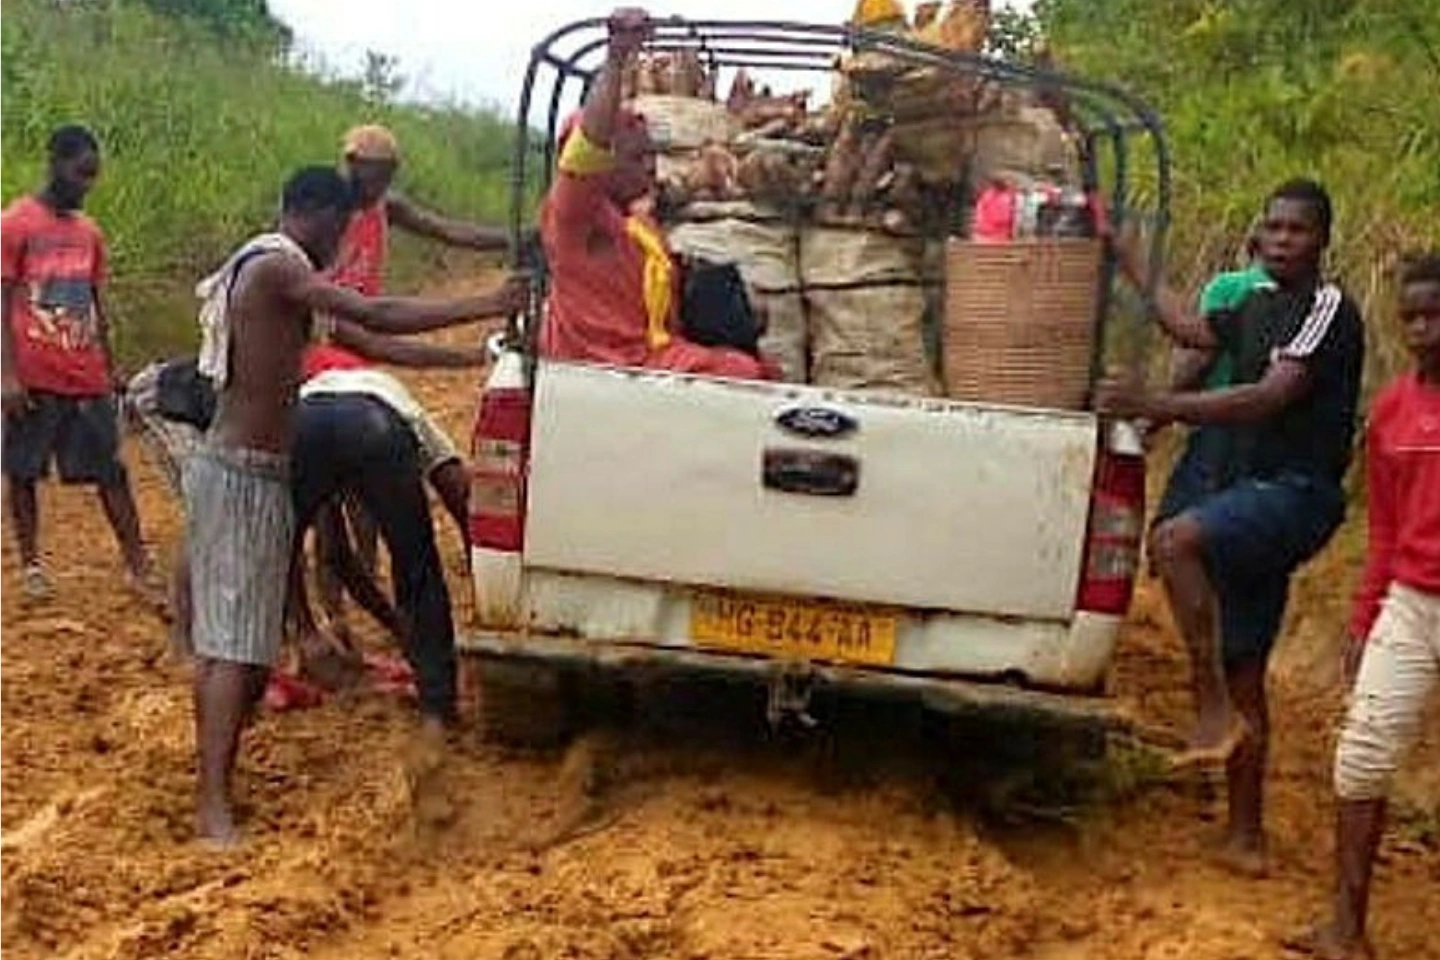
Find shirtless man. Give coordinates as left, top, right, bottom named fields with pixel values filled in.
left=185, top=165, right=525, bottom=844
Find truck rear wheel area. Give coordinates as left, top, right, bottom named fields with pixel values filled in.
left=472, top=657, right=578, bottom=749
left=470, top=655, right=637, bottom=750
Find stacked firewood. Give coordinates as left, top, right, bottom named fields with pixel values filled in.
left=836, top=0, right=1003, bottom=186
left=811, top=116, right=928, bottom=232
left=622, top=49, right=715, bottom=100
left=642, top=64, right=940, bottom=233
left=626, top=1, right=1059, bottom=233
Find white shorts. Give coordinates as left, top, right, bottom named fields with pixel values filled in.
left=1333, top=582, right=1440, bottom=800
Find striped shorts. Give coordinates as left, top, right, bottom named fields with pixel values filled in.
left=182, top=445, right=294, bottom=666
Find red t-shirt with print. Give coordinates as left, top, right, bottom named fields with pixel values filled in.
left=1, top=196, right=111, bottom=396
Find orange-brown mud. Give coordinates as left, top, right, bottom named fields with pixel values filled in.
left=3, top=326, right=1436, bottom=959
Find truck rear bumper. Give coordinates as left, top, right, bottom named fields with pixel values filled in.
left=472, top=562, right=1123, bottom=691
left=457, top=630, right=1129, bottom=732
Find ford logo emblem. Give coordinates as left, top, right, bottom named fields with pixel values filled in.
left=775, top=406, right=858, bottom=439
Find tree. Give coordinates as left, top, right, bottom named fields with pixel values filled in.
left=361, top=49, right=405, bottom=106
left=1038, top=0, right=1439, bottom=383
left=136, top=0, right=291, bottom=49
left=985, top=4, right=1041, bottom=60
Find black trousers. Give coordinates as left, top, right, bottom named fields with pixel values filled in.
left=292, top=393, right=456, bottom=722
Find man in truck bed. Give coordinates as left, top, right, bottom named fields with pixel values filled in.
left=538, top=7, right=775, bottom=380
left=1100, top=178, right=1364, bottom=875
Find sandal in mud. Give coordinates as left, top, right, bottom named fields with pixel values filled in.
left=22, top=562, right=52, bottom=601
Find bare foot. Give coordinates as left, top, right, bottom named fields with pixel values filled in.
left=1171, top=713, right=1249, bottom=770
left=196, top=800, right=240, bottom=849
left=403, top=719, right=458, bottom=828
left=1215, top=833, right=1268, bottom=878
left=1281, top=922, right=1375, bottom=960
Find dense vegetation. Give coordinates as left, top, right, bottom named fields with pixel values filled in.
left=1022, top=0, right=1438, bottom=628
left=1, top=0, right=518, bottom=363
left=1035, top=0, right=1440, bottom=385
left=4, top=0, right=1435, bottom=377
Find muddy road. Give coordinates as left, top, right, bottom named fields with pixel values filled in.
left=3, top=325, right=1436, bottom=959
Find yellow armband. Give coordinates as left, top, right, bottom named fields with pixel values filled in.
left=559, top=127, right=616, bottom=176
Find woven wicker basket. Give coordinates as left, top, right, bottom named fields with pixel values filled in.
left=942, top=239, right=1102, bottom=410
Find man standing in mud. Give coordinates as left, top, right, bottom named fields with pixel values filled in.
left=334, top=123, right=509, bottom=281
left=2, top=125, right=161, bottom=606
left=305, top=123, right=510, bottom=641
left=186, top=165, right=526, bottom=844
left=1100, top=179, right=1364, bottom=874
left=1287, top=253, right=1440, bottom=960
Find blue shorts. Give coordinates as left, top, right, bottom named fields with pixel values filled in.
left=1157, top=454, right=1345, bottom=666
left=1157, top=428, right=1228, bottom=519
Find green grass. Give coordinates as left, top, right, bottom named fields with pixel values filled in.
left=1, top=0, right=520, bottom=366
left=12, top=0, right=1437, bottom=387
left=1041, top=0, right=1440, bottom=394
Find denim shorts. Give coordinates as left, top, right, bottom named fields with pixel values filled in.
left=2, top=392, right=125, bottom=486
left=1157, top=450, right=1345, bottom=665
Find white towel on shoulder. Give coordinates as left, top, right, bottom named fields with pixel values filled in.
left=195, top=232, right=311, bottom=389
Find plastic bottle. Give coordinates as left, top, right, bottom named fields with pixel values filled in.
left=1015, top=187, right=1041, bottom=239
left=1052, top=185, right=1096, bottom=238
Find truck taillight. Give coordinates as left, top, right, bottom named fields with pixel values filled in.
left=469, top=352, right=531, bottom=553
left=1076, top=423, right=1146, bottom=615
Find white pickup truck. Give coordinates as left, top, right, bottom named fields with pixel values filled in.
left=460, top=17, right=1166, bottom=745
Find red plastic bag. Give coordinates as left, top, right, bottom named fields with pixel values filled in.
left=971, top=184, right=1016, bottom=242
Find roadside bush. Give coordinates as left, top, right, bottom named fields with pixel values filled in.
left=1, top=0, right=519, bottom=364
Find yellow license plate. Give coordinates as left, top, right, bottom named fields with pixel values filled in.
left=690, top=589, right=898, bottom=666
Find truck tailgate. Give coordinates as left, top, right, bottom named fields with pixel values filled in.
left=523, top=362, right=1098, bottom=622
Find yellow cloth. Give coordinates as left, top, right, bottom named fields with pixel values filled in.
left=558, top=127, right=616, bottom=176
left=851, top=0, right=906, bottom=27
left=622, top=216, right=673, bottom=351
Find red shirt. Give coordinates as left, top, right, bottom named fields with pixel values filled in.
left=305, top=199, right=388, bottom=375
left=540, top=170, right=667, bottom=367
left=330, top=200, right=387, bottom=296
left=1350, top=371, right=1440, bottom=638
left=539, top=167, right=770, bottom=380
left=1, top=196, right=111, bottom=395
left=301, top=342, right=370, bottom=379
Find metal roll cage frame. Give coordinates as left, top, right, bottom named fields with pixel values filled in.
left=505, top=16, right=1169, bottom=391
